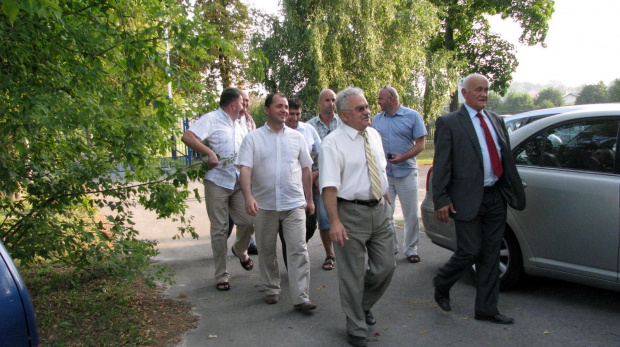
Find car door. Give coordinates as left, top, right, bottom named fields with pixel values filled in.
left=511, top=117, right=620, bottom=282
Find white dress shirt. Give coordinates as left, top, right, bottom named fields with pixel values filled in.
left=464, top=103, right=502, bottom=186
left=236, top=125, right=313, bottom=211
left=188, top=108, right=248, bottom=190
left=319, top=124, right=388, bottom=200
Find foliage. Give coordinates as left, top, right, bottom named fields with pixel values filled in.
left=535, top=87, right=564, bottom=107
left=191, top=0, right=266, bottom=90
left=575, top=82, right=608, bottom=105
left=500, top=91, right=536, bottom=114
left=23, top=264, right=198, bottom=345
left=486, top=92, right=504, bottom=113
left=427, top=0, right=554, bottom=112
left=607, top=79, right=620, bottom=103
left=260, top=0, right=440, bottom=117
left=1, top=0, right=220, bottom=278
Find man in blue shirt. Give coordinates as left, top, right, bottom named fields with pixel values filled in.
left=372, top=85, right=427, bottom=263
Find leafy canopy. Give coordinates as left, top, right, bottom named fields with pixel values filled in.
left=1, top=0, right=222, bottom=280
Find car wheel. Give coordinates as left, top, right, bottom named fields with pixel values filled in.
left=499, top=228, right=524, bottom=291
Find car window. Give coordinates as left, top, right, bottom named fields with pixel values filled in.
left=514, top=119, right=619, bottom=173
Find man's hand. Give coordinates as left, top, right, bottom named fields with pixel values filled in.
left=436, top=204, right=456, bottom=223
left=329, top=220, right=348, bottom=247
left=245, top=196, right=258, bottom=216
left=305, top=201, right=315, bottom=215
left=387, top=152, right=405, bottom=165
left=205, top=156, right=219, bottom=169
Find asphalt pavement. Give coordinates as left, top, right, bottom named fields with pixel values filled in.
left=130, top=164, right=620, bottom=347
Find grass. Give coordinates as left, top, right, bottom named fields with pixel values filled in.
left=418, top=147, right=434, bottom=165
left=22, top=263, right=198, bottom=346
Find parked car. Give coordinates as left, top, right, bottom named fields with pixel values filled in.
left=0, top=239, right=40, bottom=346
left=421, top=104, right=620, bottom=291
left=502, top=104, right=599, bottom=134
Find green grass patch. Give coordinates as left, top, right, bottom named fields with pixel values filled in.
left=417, top=147, right=434, bottom=165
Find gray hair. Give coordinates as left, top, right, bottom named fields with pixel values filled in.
left=336, top=87, right=365, bottom=113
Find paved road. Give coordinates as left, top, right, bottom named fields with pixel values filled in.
left=131, top=164, right=620, bottom=347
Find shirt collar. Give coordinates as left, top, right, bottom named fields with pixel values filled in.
left=342, top=123, right=364, bottom=140
left=464, top=103, right=486, bottom=120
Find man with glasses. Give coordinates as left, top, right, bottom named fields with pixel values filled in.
left=372, top=85, right=427, bottom=263
left=307, top=89, right=342, bottom=271
left=320, top=87, right=395, bottom=347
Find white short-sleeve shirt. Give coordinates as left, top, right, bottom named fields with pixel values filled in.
left=319, top=124, right=388, bottom=200
left=188, top=108, right=248, bottom=189
left=236, top=125, right=313, bottom=211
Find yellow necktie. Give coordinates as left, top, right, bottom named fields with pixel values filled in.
left=360, top=130, right=382, bottom=200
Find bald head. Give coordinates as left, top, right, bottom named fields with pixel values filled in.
left=318, top=89, right=336, bottom=117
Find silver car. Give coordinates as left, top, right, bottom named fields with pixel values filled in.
left=421, top=104, right=620, bottom=291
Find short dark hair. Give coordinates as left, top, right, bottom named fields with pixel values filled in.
left=288, top=98, right=302, bottom=109
left=265, top=93, right=287, bottom=108
left=219, top=87, right=243, bottom=108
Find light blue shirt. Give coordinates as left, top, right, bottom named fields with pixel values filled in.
left=371, top=105, right=427, bottom=177
left=464, top=103, right=502, bottom=186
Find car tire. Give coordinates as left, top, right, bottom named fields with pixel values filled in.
left=499, top=228, right=524, bottom=291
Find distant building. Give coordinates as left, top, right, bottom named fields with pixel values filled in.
left=563, top=92, right=578, bottom=105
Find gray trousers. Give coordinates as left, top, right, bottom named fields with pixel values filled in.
left=334, top=199, right=396, bottom=337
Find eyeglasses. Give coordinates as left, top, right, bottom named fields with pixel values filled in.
left=340, top=105, right=371, bottom=113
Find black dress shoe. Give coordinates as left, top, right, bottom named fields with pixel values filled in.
left=474, top=313, right=515, bottom=324
left=364, top=310, right=376, bottom=326
left=433, top=277, right=451, bottom=312
left=347, top=333, right=367, bottom=347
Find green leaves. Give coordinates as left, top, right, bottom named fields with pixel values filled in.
left=0, top=0, right=223, bottom=282
left=2, top=0, right=19, bottom=24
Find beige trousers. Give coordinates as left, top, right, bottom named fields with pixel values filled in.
left=255, top=207, right=311, bottom=305
left=204, top=179, right=254, bottom=283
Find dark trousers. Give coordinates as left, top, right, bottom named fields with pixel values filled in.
left=278, top=210, right=317, bottom=269
left=435, top=187, right=507, bottom=316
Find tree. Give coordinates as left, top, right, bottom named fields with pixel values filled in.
left=502, top=91, right=535, bottom=114
left=260, top=0, right=440, bottom=117
left=535, top=87, right=564, bottom=107
left=575, top=82, right=608, bottom=104
left=608, top=79, right=620, bottom=102
left=486, top=92, right=504, bottom=114
left=1, top=0, right=222, bottom=281
left=426, top=0, right=555, bottom=112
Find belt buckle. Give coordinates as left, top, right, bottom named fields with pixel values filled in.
left=368, top=199, right=380, bottom=207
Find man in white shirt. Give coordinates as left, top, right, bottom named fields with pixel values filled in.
left=237, top=93, right=317, bottom=312
left=320, top=87, right=396, bottom=347
left=181, top=87, right=255, bottom=292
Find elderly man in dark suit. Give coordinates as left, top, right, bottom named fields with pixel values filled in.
left=432, top=73, right=526, bottom=324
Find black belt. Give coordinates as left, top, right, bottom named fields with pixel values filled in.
left=337, top=197, right=382, bottom=207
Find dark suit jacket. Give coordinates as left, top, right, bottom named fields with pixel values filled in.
left=432, top=105, right=526, bottom=221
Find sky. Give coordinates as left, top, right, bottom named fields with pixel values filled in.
left=246, top=0, right=620, bottom=87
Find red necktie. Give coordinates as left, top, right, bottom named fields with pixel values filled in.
left=476, top=112, right=503, bottom=178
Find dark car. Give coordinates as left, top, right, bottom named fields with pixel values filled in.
left=0, top=239, right=40, bottom=346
